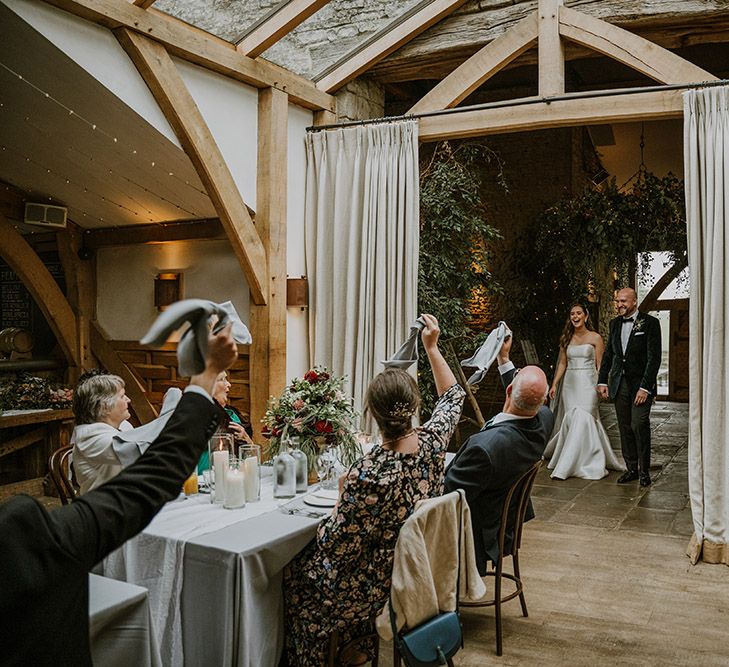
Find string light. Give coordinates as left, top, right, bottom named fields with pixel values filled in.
left=0, top=61, right=211, bottom=202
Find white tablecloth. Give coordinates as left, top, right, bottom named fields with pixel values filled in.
left=89, top=573, right=161, bottom=667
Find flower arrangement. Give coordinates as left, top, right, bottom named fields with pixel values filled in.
left=0, top=373, right=73, bottom=412
left=262, top=366, right=360, bottom=470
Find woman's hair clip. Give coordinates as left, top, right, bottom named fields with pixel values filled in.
left=389, top=401, right=414, bottom=419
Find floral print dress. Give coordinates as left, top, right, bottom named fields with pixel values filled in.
left=283, top=383, right=466, bottom=666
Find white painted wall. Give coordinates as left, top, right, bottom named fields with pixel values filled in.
left=96, top=240, right=250, bottom=341
left=2, top=0, right=179, bottom=147
left=286, top=104, right=313, bottom=381
left=174, top=58, right=259, bottom=209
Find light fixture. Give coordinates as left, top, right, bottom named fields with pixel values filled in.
left=286, top=276, right=308, bottom=308
left=154, top=272, right=182, bottom=311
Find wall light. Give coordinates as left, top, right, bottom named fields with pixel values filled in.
left=154, top=272, right=182, bottom=311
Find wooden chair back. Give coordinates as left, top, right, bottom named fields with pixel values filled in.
left=48, top=445, right=79, bottom=505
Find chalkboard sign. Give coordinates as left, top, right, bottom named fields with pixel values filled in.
left=0, top=254, right=66, bottom=355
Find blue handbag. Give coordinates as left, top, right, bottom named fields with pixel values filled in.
left=388, top=496, right=464, bottom=667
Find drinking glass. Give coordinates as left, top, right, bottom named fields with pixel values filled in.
left=209, top=433, right=234, bottom=504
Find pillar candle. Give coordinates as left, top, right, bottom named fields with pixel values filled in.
left=213, top=449, right=229, bottom=504
left=224, top=468, right=246, bottom=509
left=243, top=456, right=259, bottom=502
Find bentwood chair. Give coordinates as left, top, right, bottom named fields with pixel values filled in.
left=461, top=459, right=542, bottom=656
left=48, top=445, right=79, bottom=504
left=326, top=628, right=379, bottom=667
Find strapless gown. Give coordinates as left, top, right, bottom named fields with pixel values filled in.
left=545, top=344, right=625, bottom=480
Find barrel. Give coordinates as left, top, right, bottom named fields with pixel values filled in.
left=0, top=327, right=34, bottom=354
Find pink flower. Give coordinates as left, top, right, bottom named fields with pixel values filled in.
left=293, top=399, right=305, bottom=411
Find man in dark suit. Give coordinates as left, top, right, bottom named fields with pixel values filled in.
left=598, top=287, right=662, bottom=487
left=0, top=325, right=236, bottom=666
left=445, top=335, right=553, bottom=575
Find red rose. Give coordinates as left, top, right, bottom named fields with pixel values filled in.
left=314, top=420, right=333, bottom=433
left=304, top=370, right=320, bottom=383
left=319, top=372, right=330, bottom=381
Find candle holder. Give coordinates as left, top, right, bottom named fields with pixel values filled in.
left=240, top=444, right=261, bottom=502
left=209, top=433, right=234, bottom=505
left=223, top=457, right=246, bottom=509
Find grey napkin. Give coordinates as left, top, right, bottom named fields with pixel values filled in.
left=112, top=388, right=182, bottom=467
left=382, top=317, right=426, bottom=370
left=140, top=299, right=252, bottom=377
left=461, top=321, right=512, bottom=385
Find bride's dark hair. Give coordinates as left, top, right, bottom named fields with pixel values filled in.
left=559, top=302, right=595, bottom=350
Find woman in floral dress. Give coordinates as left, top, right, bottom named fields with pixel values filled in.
left=283, top=314, right=466, bottom=666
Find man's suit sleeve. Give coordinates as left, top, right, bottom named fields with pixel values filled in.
left=598, top=321, right=614, bottom=385
left=641, top=316, right=662, bottom=392
left=444, top=443, right=493, bottom=509
left=501, top=367, right=516, bottom=390
left=47, top=392, right=224, bottom=571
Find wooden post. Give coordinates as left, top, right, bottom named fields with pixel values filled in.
left=538, top=0, right=564, bottom=97
left=250, top=87, right=289, bottom=441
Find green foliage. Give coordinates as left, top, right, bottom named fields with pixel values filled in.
left=417, top=141, right=504, bottom=415
left=509, top=170, right=687, bottom=372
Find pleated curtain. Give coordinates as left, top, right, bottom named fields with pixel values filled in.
left=304, top=120, right=419, bottom=418
left=684, top=85, right=729, bottom=565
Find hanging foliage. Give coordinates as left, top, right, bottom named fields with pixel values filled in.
left=417, top=141, right=504, bottom=415
left=509, top=170, right=686, bottom=372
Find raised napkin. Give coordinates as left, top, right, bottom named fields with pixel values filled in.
left=460, top=321, right=512, bottom=385
left=140, top=299, right=251, bottom=377
left=382, top=317, right=426, bottom=370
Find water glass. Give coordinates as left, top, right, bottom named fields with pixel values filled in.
left=240, top=444, right=261, bottom=502
left=209, top=433, right=234, bottom=504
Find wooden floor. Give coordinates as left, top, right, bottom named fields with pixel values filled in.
left=382, top=523, right=729, bottom=666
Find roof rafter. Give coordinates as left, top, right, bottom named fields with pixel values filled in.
left=408, top=12, right=538, bottom=114
left=236, top=0, right=331, bottom=59
left=315, top=0, right=468, bottom=94
left=132, top=0, right=157, bottom=9
left=116, top=28, right=269, bottom=305
left=39, top=0, right=335, bottom=111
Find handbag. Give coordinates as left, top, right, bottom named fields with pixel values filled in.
left=388, top=493, right=465, bottom=667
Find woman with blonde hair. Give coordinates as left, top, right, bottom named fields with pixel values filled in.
left=283, top=314, right=465, bottom=666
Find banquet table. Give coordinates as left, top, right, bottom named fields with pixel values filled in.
left=89, top=573, right=161, bottom=667
left=103, top=478, right=326, bottom=667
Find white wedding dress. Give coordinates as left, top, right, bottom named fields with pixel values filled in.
left=545, top=344, right=625, bottom=480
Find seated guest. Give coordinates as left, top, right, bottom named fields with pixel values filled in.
left=283, top=314, right=465, bottom=666
left=71, top=372, right=134, bottom=494
left=445, top=333, right=553, bottom=574
left=0, top=325, right=236, bottom=666
left=198, top=370, right=253, bottom=473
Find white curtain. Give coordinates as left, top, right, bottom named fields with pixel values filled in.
left=304, top=120, right=419, bottom=416
left=684, top=85, right=729, bottom=566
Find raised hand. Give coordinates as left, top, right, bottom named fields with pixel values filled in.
left=420, top=313, right=441, bottom=350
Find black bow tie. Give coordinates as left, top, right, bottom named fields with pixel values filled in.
left=621, top=317, right=635, bottom=324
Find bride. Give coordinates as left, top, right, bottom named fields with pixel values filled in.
left=545, top=303, right=625, bottom=480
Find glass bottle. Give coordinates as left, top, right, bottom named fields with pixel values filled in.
left=289, top=436, right=308, bottom=493
left=273, top=441, right=296, bottom=499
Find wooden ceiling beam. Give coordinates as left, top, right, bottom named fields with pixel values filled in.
left=0, top=214, right=78, bottom=367
left=315, top=0, right=468, bottom=93
left=116, top=29, right=268, bottom=305
left=39, top=0, right=334, bottom=111
left=418, top=88, right=685, bottom=142
left=83, top=218, right=226, bottom=250
left=236, top=0, right=331, bottom=58
left=539, top=0, right=564, bottom=97
left=559, top=6, right=717, bottom=85
left=132, top=0, right=157, bottom=9
left=408, top=13, right=537, bottom=114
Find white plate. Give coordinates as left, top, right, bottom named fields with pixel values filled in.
left=303, top=494, right=337, bottom=508
left=311, top=488, right=339, bottom=500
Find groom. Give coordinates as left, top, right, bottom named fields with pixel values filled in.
left=598, top=288, right=662, bottom=486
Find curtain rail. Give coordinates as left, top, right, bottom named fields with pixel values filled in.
left=306, top=79, right=729, bottom=132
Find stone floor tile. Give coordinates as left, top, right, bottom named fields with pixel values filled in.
left=551, top=511, right=622, bottom=530
left=668, top=507, right=695, bottom=537
left=619, top=507, right=675, bottom=535
left=566, top=494, right=636, bottom=519
left=531, top=497, right=565, bottom=521
left=638, top=490, right=689, bottom=512
left=531, top=484, right=583, bottom=502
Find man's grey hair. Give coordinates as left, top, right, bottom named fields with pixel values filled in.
left=72, top=374, right=125, bottom=424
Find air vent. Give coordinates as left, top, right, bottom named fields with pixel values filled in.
left=24, top=203, right=68, bottom=229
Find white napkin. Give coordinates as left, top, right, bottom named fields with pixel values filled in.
left=141, top=299, right=251, bottom=377
left=461, top=321, right=512, bottom=385
left=382, top=317, right=426, bottom=370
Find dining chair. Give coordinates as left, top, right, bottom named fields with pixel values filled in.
left=326, top=628, right=379, bottom=667
left=461, top=459, right=542, bottom=656
left=48, top=445, right=79, bottom=504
